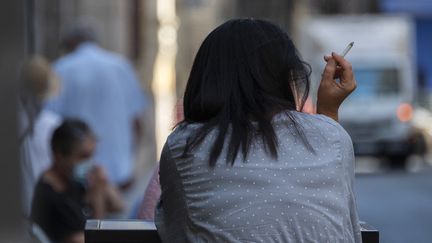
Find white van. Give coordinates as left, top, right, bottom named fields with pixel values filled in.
left=299, top=15, right=425, bottom=167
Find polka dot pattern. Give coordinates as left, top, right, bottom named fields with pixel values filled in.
left=156, top=111, right=362, bottom=243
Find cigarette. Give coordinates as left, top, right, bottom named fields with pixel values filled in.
left=341, top=42, right=354, bottom=57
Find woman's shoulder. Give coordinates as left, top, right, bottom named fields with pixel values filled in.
left=167, top=123, right=199, bottom=144
left=163, top=122, right=206, bottom=156
left=287, top=110, right=340, bottom=126
left=274, top=110, right=351, bottom=140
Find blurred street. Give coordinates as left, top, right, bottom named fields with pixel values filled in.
left=355, top=157, right=432, bottom=243
left=2, top=0, right=432, bottom=242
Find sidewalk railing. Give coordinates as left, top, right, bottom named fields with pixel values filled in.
left=85, top=219, right=379, bottom=243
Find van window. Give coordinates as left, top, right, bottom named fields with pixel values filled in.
left=350, top=68, right=399, bottom=99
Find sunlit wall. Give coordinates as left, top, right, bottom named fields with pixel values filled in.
left=152, top=0, right=178, bottom=156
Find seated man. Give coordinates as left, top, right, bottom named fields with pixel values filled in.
left=31, top=119, right=124, bottom=243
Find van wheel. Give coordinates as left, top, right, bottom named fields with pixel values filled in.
left=413, top=133, right=427, bottom=155
left=387, top=155, right=407, bottom=170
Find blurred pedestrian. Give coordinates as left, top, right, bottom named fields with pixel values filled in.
left=31, top=119, right=124, bottom=243
left=155, top=19, right=361, bottom=243
left=19, top=56, right=62, bottom=216
left=46, top=22, right=148, bottom=187
left=136, top=99, right=183, bottom=220
left=136, top=166, right=160, bottom=220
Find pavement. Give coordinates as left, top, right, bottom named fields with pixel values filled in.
left=355, top=161, right=432, bottom=243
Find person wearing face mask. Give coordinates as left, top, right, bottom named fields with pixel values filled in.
left=30, top=119, right=124, bottom=243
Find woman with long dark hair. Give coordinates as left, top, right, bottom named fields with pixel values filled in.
left=155, top=19, right=360, bottom=242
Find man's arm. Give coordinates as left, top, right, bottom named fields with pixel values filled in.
left=85, top=166, right=124, bottom=218
left=104, top=184, right=125, bottom=213
left=133, top=116, right=143, bottom=150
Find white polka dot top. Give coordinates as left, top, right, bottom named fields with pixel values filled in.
left=155, top=110, right=362, bottom=243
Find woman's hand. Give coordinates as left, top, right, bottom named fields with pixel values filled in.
left=317, top=52, right=356, bottom=121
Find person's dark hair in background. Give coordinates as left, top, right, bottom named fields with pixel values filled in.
left=51, top=119, right=92, bottom=156
left=181, top=19, right=311, bottom=166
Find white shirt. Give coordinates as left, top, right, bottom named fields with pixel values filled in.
left=46, top=42, right=147, bottom=184
left=21, top=109, right=61, bottom=215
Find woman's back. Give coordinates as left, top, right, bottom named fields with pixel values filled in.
left=156, top=111, right=362, bottom=243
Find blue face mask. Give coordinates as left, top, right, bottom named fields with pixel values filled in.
left=73, top=159, right=94, bottom=185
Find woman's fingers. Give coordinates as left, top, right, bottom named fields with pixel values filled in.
left=331, top=52, right=351, bottom=68
left=323, top=53, right=356, bottom=92
left=331, top=52, right=355, bottom=82
left=323, top=55, right=344, bottom=80
left=317, top=52, right=357, bottom=120
left=322, top=57, right=337, bottom=83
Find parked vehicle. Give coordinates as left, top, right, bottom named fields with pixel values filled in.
left=299, top=15, right=425, bottom=167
